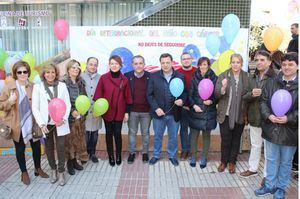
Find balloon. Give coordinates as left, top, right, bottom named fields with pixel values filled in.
left=33, top=74, right=41, bottom=84
left=0, top=70, right=5, bottom=80
left=205, top=34, right=221, bottom=56
left=271, top=89, right=292, bottom=117
left=0, top=80, right=4, bottom=93
left=263, top=27, right=284, bottom=52
left=75, top=95, right=91, bottom=115
left=211, top=60, right=221, bottom=76
left=218, top=49, right=235, bottom=73
left=48, top=98, right=67, bottom=123
left=22, top=53, right=36, bottom=69
left=219, top=36, right=230, bottom=53
left=182, top=44, right=201, bottom=66
left=0, top=49, right=8, bottom=69
left=110, top=47, right=134, bottom=74
left=80, top=62, right=87, bottom=71
left=29, top=70, right=38, bottom=82
left=221, top=14, right=240, bottom=44
left=169, top=77, right=184, bottom=98
left=198, top=78, right=214, bottom=100
left=5, top=76, right=14, bottom=84
left=4, top=56, right=20, bottom=74
left=93, top=98, right=109, bottom=117
left=54, top=19, right=69, bottom=41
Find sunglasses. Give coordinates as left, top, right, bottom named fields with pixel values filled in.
left=16, top=70, right=28, bottom=75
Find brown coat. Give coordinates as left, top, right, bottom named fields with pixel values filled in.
left=0, top=80, right=33, bottom=142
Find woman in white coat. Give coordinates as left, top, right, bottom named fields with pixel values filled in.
left=32, top=63, right=71, bottom=186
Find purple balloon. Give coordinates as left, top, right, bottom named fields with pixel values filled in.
left=198, top=78, right=214, bottom=100
left=271, top=89, right=292, bottom=117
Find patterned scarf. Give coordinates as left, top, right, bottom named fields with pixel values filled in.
left=16, top=81, right=33, bottom=144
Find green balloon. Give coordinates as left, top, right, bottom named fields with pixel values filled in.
left=75, top=95, right=91, bottom=115
left=29, top=70, right=38, bottom=82
left=93, top=98, right=109, bottom=117
left=0, top=49, right=8, bottom=69
left=22, top=52, right=36, bottom=69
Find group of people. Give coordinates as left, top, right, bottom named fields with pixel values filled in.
left=0, top=25, right=298, bottom=199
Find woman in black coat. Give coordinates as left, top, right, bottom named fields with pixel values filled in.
left=188, top=57, right=218, bottom=168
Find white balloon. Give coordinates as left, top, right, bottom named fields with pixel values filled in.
left=0, top=80, right=4, bottom=93
left=4, top=56, right=20, bottom=74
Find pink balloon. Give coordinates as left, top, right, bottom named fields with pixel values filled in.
left=198, top=78, right=214, bottom=100
left=48, top=98, right=66, bottom=123
left=0, top=70, right=5, bottom=80
left=54, top=19, right=69, bottom=41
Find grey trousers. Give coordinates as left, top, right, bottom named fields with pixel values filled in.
left=190, top=128, right=211, bottom=159
left=128, top=112, right=151, bottom=154
left=45, top=125, right=65, bottom=173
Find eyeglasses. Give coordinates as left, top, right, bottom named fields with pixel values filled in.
left=16, top=70, right=28, bottom=75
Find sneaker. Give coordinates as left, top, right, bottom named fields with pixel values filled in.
left=169, top=158, right=179, bottom=166
left=190, top=157, right=196, bottom=167
left=142, top=153, right=149, bottom=163
left=149, top=157, right=159, bottom=165
left=127, top=153, right=135, bottom=164
left=199, top=158, right=207, bottom=169
left=239, top=170, right=258, bottom=178
left=254, top=186, right=277, bottom=197
left=90, top=155, right=99, bottom=163
left=273, top=188, right=285, bottom=199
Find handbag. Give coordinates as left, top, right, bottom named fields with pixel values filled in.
left=32, top=122, right=43, bottom=139
left=0, top=120, right=12, bottom=140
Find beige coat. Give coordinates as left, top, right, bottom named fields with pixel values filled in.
left=0, top=80, right=33, bottom=142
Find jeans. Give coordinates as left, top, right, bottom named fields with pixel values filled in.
left=265, top=140, right=297, bottom=190
left=179, top=108, right=191, bottom=152
left=104, top=120, right=123, bottom=157
left=153, top=115, right=179, bottom=159
left=190, top=128, right=211, bottom=159
left=86, top=130, right=99, bottom=156
left=45, top=125, right=65, bottom=173
left=219, top=116, right=244, bottom=164
left=13, top=134, right=41, bottom=172
left=248, top=126, right=263, bottom=172
left=128, top=112, right=151, bottom=154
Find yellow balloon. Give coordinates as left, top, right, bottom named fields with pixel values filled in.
left=80, top=62, right=86, bottom=71
left=263, top=27, right=283, bottom=52
left=211, top=60, right=221, bottom=76
left=218, top=49, right=235, bottom=73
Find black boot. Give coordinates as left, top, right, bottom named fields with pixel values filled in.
left=73, top=159, right=83, bottom=171
left=116, top=153, right=122, bottom=165
left=67, top=160, right=75, bottom=175
left=109, top=155, right=115, bottom=167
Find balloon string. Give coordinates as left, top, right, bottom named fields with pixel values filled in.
left=163, top=97, right=177, bottom=115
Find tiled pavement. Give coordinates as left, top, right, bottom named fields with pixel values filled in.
left=0, top=152, right=298, bottom=199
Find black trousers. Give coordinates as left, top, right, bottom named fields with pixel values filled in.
left=13, top=134, right=41, bottom=172
left=293, top=148, right=298, bottom=170
left=219, top=116, right=244, bottom=164
left=86, top=130, right=99, bottom=156
left=104, top=120, right=123, bottom=157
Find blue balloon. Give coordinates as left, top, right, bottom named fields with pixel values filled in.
left=221, top=14, right=240, bottom=44
left=169, top=78, right=184, bottom=98
left=110, top=47, right=134, bottom=74
left=205, top=34, right=221, bottom=56
left=219, top=36, right=230, bottom=53
left=182, top=44, right=201, bottom=66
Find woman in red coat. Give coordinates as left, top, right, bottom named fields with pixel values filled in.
left=93, top=55, right=132, bottom=166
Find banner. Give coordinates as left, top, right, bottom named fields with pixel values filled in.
left=70, top=26, right=249, bottom=75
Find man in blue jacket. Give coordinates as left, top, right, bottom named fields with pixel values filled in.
left=147, top=53, right=186, bottom=166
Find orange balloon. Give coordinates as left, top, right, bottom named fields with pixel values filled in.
left=263, top=27, right=283, bottom=52
left=5, top=76, right=14, bottom=84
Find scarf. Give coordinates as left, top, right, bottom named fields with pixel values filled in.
left=228, top=70, right=243, bottom=130
left=16, top=81, right=33, bottom=144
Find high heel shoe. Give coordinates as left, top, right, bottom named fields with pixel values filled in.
left=34, top=168, right=49, bottom=178
left=109, top=156, right=115, bottom=167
